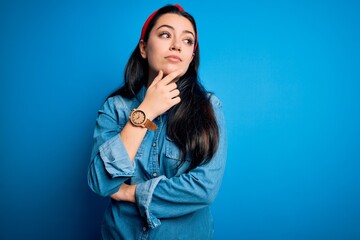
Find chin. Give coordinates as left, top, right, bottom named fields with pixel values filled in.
left=163, top=67, right=188, bottom=77
left=162, top=68, right=179, bottom=75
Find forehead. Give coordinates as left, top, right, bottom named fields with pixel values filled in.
left=153, top=13, right=195, bottom=33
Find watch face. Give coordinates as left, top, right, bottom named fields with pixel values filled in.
left=131, top=110, right=146, bottom=125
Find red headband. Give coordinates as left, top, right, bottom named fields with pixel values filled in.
left=140, top=4, right=198, bottom=52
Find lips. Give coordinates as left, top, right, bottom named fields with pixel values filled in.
left=165, top=55, right=182, bottom=62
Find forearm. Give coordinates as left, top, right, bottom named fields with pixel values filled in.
left=136, top=170, right=223, bottom=219
left=120, top=121, right=147, bottom=162
left=120, top=100, right=161, bottom=162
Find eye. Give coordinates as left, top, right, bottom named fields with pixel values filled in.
left=159, top=31, right=171, bottom=38
left=184, top=38, right=194, bottom=45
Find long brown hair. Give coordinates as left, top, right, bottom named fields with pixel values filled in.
left=109, top=5, right=219, bottom=171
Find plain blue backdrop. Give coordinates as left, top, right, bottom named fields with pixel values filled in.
left=1, top=0, right=359, bottom=239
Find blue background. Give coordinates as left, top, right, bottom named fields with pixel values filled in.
left=1, top=0, right=359, bottom=239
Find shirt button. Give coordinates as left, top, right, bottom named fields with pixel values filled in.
left=153, top=173, right=157, bottom=177
left=143, top=227, right=147, bottom=231
left=152, top=142, right=156, bottom=147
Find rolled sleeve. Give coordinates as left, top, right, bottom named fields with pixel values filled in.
left=136, top=175, right=167, bottom=229
left=99, top=134, right=135, bottom=178
left=88, top=96, right=135, bottom=197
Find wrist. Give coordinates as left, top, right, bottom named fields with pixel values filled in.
left=111, top=184, right=137, bottom=203
left=137, top=103, right=157, bottom=120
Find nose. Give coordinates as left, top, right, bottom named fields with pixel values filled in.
left=170, top=38, right=181, bottom=52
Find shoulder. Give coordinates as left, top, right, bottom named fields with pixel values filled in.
left=207, top=93, right=226, bottom=127
left=207, top=93, right=223, bottom=110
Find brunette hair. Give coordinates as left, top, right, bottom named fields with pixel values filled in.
left=109, top=5, right=219, bottom=171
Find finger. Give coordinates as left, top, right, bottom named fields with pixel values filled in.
left=170, top=96, right=181, bottom=106
left=169, top=88, right=180, bottom=99
left=159, top=69, right=183, bottom=86
left=149, top=70, right=163, bottom=88
left=164, top=82, right=178, bottom=92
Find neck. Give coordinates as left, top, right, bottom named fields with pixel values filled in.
left=147, top=70, right=157, bottom=88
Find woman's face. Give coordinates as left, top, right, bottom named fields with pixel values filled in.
left=140, top=13, right=196, bottom=80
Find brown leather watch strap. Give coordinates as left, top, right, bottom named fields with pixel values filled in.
left=144, top=119, right=157, bottom=130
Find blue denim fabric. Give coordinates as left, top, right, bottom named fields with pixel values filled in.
left=88, top=87, right=227, bottom=240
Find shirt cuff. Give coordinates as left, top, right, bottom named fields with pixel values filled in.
left=99, top=134, right=135, bottom=178
left=136, top=176, right=167, bottom=229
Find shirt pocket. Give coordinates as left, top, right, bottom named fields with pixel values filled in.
left=163, top=136, right=190, bottom=176
left=165, top=136, right=181, bottom=160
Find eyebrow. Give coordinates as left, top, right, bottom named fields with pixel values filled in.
left=156, top=24, right=195, bottom=38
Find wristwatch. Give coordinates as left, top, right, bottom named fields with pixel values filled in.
left=129, top=109, right=157, bottom=130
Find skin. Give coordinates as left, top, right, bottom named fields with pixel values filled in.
left=140, top=13, right=195, bottom=84
left=110, top=13, right=196, bottom=203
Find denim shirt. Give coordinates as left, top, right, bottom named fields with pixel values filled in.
left=88, top=87, right=227, bottom=240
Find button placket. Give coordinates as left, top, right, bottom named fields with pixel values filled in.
left=149, top=115, right=161, bottom=179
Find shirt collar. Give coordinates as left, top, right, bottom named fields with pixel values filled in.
left=135, top=86, right=146, bottom=103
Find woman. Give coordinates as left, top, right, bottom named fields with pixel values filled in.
left=88, top=4, right=227, bottom=239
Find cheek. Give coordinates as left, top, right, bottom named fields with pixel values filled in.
left=182, top=54, right=194, bottom=68
left=146, top=50, right=160, bottom=68
left=146, top=45, right=164, bottom=66
left=184, top=49, right=194, bottom=62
